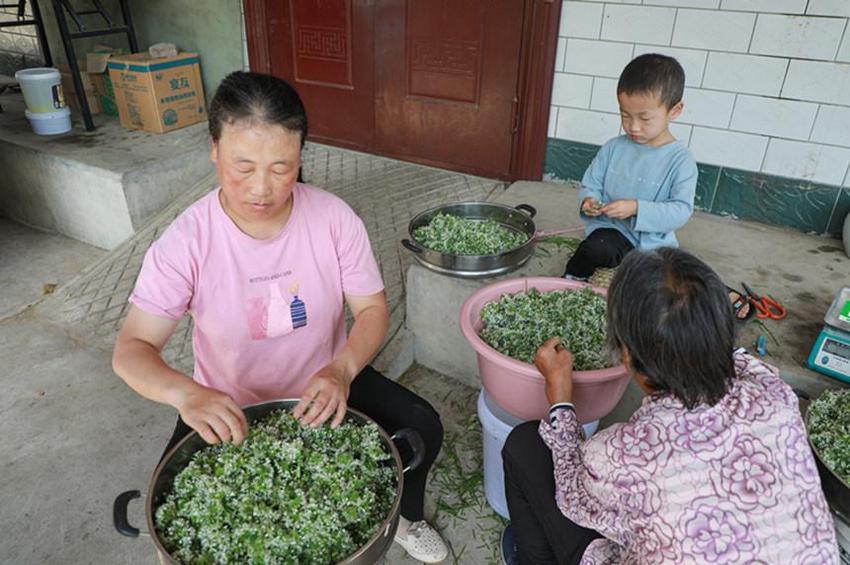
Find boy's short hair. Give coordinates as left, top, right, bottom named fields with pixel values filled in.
left=606, top=248, right=735, bottom=409
left=617, top=53, right=685, bottom=109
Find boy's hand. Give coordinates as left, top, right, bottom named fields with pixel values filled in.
left=600, top=199, right=638, bottom=219
left=581, top=197, right=604, bottom=217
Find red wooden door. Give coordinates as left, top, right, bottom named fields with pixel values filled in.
left=374, top=0, right=525, bottom=178
left=267, top=0, right=375, bottom=150
left=252, top=0, right=555, bottom=180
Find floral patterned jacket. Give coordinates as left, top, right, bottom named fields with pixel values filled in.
left=539, top=351, right=838, bottom=564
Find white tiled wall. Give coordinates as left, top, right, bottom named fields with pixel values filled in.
left=550, top=0, right=850, bottom=186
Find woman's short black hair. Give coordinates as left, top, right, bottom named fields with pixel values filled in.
left=208, top=71, right=308, bottom=146
left=617, top=53, right=685, bottom=110
left=606, top=248, right=735, bottom=409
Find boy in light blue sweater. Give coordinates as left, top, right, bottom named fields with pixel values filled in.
left=564, top=53, right=698, bottom=280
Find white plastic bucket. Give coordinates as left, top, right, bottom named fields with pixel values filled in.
left=478, top=390, right=599, bottom=519
left=25, top=107, right=72, bottom=135
left=14, top=67, right=65, bottom=113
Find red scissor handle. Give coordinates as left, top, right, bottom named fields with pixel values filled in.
left=752, top=296, right=786, bottom=320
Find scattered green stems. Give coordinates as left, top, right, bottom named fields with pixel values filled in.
left=808, top=389, right=850, bottom=485
left=535, top=235, right=582, bottom=255
left=155, top=410, right=396, bottom=564
left=429, top=389, right=506, bottom=564
left=413, top=213, right=528, bottom=255
left=480, top=287, right=610, bottom=371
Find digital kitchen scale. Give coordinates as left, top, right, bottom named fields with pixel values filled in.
left=808, top=287, right=850, bottom=384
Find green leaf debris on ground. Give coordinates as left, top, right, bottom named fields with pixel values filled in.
left=396, top=368, right=507, bottom=565
left=480, top=287, right=610, bottom=371
left=413, top=213, right=528, bottom=256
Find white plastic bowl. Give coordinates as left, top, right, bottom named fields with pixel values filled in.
left=25, top=107, right=72, bottom=135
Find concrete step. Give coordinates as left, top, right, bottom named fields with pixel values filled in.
left=0, top=92, right=212, bottom=249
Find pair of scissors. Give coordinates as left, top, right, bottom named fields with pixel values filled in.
left=742, top=282, right=787, bottom=320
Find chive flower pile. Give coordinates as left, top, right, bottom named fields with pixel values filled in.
left=808, top=389, right=850, bottom=485
left=480, top=287, right=609, bottom=371
left=413, top=213, right=527, bottom=256
left=155, top=410, right=396, bottom=564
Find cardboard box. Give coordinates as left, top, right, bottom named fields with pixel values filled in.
left=107, top=52, right=207, bottom=134
left=86, top=47, right=120, bottom=116
left=92, top=73, right=118, bottom=117
left=58, top=62, right=102, bottom=115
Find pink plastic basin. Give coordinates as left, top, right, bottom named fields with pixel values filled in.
left=460, top=277, right=631, bottom=423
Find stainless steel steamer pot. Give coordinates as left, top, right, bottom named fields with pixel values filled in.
left=795, top=388, right=850, bottom=522
left=114, top=399, right=424, bottom=565
left=402, top=201, right=539, bottom=278
left=805, top=407, right=850, bottom=522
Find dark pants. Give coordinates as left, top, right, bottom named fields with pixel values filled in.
left=503, top=422, right=602, bottom=565
left=564, top=228, right=634, bottom=280
left=160, top=365, right=443, bottom=521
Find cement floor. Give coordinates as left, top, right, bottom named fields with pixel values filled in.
left=3, top=173, right=850, bottom=564
left=0, top=217, right=103, bottom=320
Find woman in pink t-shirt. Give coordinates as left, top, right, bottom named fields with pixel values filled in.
left=112, top=71, right=448, bottom=563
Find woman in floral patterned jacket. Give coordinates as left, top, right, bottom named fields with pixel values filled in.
left=501, top=248, right=838, bottom=564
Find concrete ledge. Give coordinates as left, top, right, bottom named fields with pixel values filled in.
left=0, top=93, right=212, bottom=248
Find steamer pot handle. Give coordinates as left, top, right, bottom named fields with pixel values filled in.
left=401, top=239, right=424, bottom=254
left=114, top=489, right=149, bottom=537
left=391, top=428, right=426, bottom=474
left=515, top=204, right=537, bottom=218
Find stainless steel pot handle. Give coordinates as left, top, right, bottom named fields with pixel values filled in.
left=114, top=490, right=150, bottom=538
left=391, top=428, right=426, bottom=473
left=514, top=204, right=537, bottom=218
left=401, top=239, right=423, bottom=253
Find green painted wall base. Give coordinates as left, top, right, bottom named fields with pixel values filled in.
left=545, top=137, right=849, bottom=236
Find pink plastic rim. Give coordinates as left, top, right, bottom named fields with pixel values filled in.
left=459, top=277, right=627, bottom=383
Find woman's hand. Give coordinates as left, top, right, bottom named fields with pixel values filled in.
left=174, top=382, right=248, bottom=445
left=293, top=361, right=352, bottom=429
left=534, top=337, right=574, bottom=405
left=600, top=199, right=638, bottom=219
left=581, top=197, right=603, bottom=217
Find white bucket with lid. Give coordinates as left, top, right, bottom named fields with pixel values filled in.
left=477, top=390, right=599, bottom=519
left=25, top=107, right=72, bottom=135
left=14, top=67, right=65, bottom=113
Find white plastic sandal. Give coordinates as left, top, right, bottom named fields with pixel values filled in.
left=394, top=520, right=448, bottom=563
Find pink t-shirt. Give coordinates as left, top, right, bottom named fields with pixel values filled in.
left=130, top=184, right=384, bottom=406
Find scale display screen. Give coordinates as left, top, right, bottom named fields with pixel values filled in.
left=824, top=338, right=850, bottom=359
left=810, top=327, right=850, bottom=384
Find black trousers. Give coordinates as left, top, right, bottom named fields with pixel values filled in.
left=160, top=365, right=443, bottom=521
left=503, top=421, right=602, bottom=565
left=563, top=228, right=634, bottom=280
